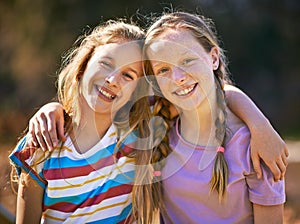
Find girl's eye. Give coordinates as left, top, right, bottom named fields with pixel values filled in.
left=182, top=58, right=194, bottom=65
left=123, top=73, right=134, bottom=81
left=99, top=61, right=112, bottom=68
left=156, top=67, right=169, bottom=76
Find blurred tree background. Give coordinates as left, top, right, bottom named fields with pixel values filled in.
left=0, top=0, right=300, bottom=222
left=0, top=0, right=299, bottom=143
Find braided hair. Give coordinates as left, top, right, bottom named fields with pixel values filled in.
left=143, top=11, right=232, bottom=211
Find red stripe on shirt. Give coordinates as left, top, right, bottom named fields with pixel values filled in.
left=43, top=155, right=115, bottom=180
left=43, top=184, right=133, bottom=212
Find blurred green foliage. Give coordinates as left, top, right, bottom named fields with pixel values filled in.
left=0, top=0, right=299, bottom=143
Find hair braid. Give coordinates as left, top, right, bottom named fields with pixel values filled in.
left=128, top=96, right=174, bottom=223
left=210, top=76, right=229, bottom=202
left=148, top=96, right=174, bottom=221
left=152, top=96, right=173, bottom=160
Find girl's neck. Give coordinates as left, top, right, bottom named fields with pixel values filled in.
left=179, top=95, right=219, bottom=147
left=72, top=111, right=112, bottom=154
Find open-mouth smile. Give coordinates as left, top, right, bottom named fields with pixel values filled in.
left=174, top=83, right=197, bottom=96
left=96, top=86, right=117, bottom=101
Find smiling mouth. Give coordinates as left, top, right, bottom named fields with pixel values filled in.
left=174, top=83, right=197, bottom=96
left=97, top=86, right=117, bottom=101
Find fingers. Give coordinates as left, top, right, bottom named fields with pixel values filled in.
left=282, top=153, right=288, bottom=167
left=271, top=144, right=289, bottom=181
left=46, top=112, right=59, bottom=150
left=39, top=113, right=55, bottom=151
left=277, top=163, right=286, bottom=181
left=57, top=115, right=66, bottom=142
left=251, top=151, right=287, bottom=182
left=28, top=117, right=49, bottom=151
left=27, top=112, right=55, bottom=152
left=35, top=114, right=51, bottom=151
left=284, top=144, right=289, bottom=157
left=277, top=153, right=288, bottom=180
left=265, top=154, right=288, bottom=182
left=267, top=162, right=281, bottom=182
left=28, top=120, right=38, bottom=148
left=251, top=152, right=262, bottom=179
left=26, top=102, right=66, bottom=152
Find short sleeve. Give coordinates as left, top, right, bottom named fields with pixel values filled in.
left=9, top=136, right=48, bottom=189
left=246, top=160, right=286, bottom=205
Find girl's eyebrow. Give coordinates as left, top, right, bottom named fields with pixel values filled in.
left=151, top=61, right=163, bottom=69
left=182, top=50, right=197, bottom=56
left=97, top=56, right=116, bottom=67
left=127, top=67, right=138, bottom=76
left=99, top=56, right=113, bottom=61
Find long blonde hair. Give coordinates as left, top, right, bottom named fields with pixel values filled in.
left=11, top=20, right=154, bottom=223
left=57, top=20, right=156, bottom=223
left=57, top=20, right=147, bottom=127
left=137, top=11, right=232, bottom=221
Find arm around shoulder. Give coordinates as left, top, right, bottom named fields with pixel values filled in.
left=28, top=102, right=65, bottom=152
left=225, top=84, right=288, bottom=181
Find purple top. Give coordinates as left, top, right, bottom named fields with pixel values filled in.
left=161, top=119, right=285, bottom=224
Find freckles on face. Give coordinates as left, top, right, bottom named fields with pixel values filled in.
left=147, top=30, right=215, bottom=74
left=146, top=29, right=217, bottom=110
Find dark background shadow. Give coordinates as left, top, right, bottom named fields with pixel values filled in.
left=0, top=0, right=299, bottom=223
left=1, top=0, right=299, bottom=143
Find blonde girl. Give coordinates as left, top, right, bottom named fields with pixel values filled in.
left=142, top=11, right=285, bottom=223
left=10, top=20, right=151, bottom=224
left=22, top=12, right=287, bottom=223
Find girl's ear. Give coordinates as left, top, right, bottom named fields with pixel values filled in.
left=210, top=47, right=220, bottom=71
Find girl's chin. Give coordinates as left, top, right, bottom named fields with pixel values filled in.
left=174, top=99, right=204, bottom=112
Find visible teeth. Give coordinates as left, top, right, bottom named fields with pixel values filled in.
left=98, top=88, right=115, bottom=99
left=175, top=85, right=195, bottom=96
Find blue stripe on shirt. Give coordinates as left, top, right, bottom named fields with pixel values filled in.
left=87, top=203, right=132, bottom=224
left=43, top=170, right=135, bottom=206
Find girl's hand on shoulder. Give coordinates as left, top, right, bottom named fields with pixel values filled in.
left=250, top=120, right=288, bottom=181
left=224, top=84, right=288, bottom=181
left=27, top=102, right=66, bottom=152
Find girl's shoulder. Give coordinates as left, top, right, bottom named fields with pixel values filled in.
left=225, top=108, right=251, bottom=153
left=9, top=135, right=50, bottom=188
left=9, top=136, right=51, bottom=166
left=226, top=107, right=245, bottom=134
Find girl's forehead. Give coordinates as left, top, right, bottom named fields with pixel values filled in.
left=151, top=29, right=195, bottom=44
left=93, top=42, right=142, bottom=64
left=147, top=33, right=202, bottom=62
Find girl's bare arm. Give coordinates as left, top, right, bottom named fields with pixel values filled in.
left=16, top=172, right=44, bottom=224
left=253, top=204, right=283, bottom=224
left=225, top=84, right=288, bottom=181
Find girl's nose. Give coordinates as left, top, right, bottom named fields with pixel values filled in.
left=171, top=67, right=187, bottom=84
left=105, top=72, right=120, bottom=88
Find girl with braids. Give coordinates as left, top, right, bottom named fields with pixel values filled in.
left=9, top=20, right=152, bottom=224
left=143, top=11, right=285, bottom=223
left=21, top=12, right=287, bottom=223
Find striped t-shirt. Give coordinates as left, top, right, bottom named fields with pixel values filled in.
left=10, top=124, right=136, bottom=224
